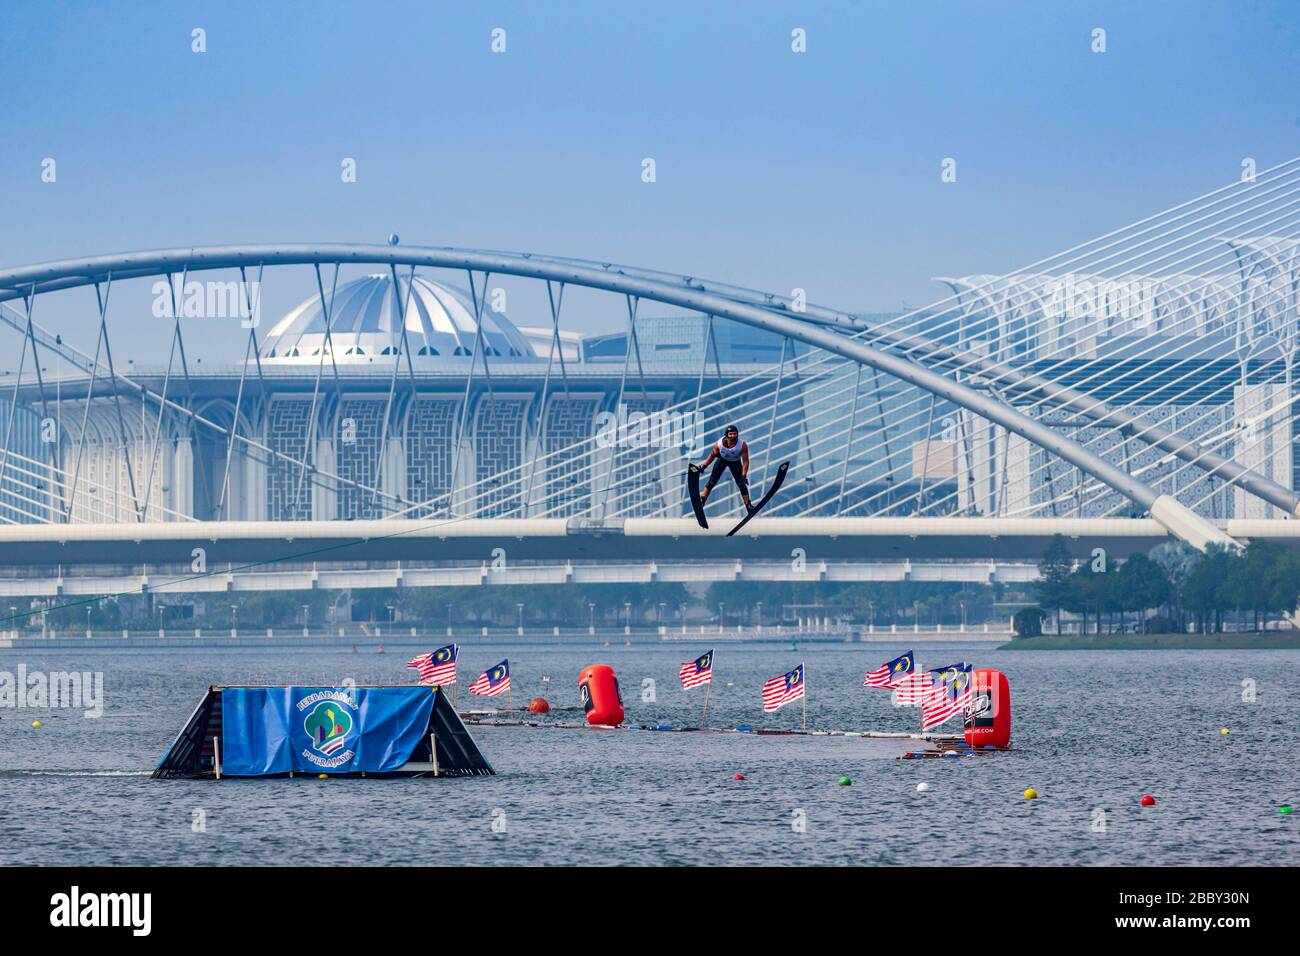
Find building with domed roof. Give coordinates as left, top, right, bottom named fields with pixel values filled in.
left=260, top=274, right=535, bottom=362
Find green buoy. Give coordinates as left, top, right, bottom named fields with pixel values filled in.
left=838, top=775, right=852, bottom=786
left=1281, top=804, right=1293, bottom=815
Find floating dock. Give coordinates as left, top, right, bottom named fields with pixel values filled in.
left=459, top=711, right=964, bottom=742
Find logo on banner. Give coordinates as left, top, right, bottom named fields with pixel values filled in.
left=298, top=691, right=357, bottom=768
left=963, top=689, right=992, bottom=728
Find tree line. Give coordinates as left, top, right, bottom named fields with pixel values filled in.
left=22, top=578, right=1008, bottom=631
left=1028, top=534, right=1300, bottom=636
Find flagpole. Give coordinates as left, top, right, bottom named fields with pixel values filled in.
left=920, top=674, right=929, bottom=738
left=802, top=662, right=808, bottom=734
left=701, top=681, right=711, bottom=728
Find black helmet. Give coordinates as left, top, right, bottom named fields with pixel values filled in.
left=724, top=424, right=739, bottom=435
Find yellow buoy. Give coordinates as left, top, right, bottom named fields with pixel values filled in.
left=30, top=720, right=41, bottom=728
left=1023, top=787, right=1038, bottom=799
left=1221, top=728, right=1230, bottom=735
left=318, top=773, right=327, bottom=779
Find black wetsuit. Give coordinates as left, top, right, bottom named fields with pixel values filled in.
left=705, top=453, right=749, bottom=496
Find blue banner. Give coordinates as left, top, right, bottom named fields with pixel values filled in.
left=220, top=687, right=436, bottom=775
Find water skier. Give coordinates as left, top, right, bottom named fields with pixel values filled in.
left=698, top=425, right=754, bottom=515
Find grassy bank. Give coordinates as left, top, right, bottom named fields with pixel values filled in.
left=999, top=632, right=1300, bottom=650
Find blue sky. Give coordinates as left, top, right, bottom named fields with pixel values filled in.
left=1, top=0, right=1297, bottom=358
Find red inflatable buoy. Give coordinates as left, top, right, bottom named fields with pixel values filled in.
left=963, top=668, right=1011, bottom=750
left=578, top=664, right=624, bottom=726
left=528, top=697, right=550, bottom=714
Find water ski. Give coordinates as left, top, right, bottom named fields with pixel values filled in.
left=687, top=463, right=708, bottom=528
left=726, top=461, right=789, bottom=537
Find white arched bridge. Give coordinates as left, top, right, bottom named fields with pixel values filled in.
left=2, top=157, right=1300, bottom=599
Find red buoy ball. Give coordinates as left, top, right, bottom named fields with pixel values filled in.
left=1140, top=794, right=1156, bottom=807
left=528, top=697, right=550, bottom=714
left=733, top=773, right=745, bottom=781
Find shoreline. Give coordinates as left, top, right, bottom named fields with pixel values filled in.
left=1000, top=633, right=1300, bottom=650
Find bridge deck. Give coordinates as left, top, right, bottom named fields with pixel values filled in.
left=0, top=515, right=1191, bottom=565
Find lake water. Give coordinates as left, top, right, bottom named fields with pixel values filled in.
left=0, top=640, right=1296, bottom=866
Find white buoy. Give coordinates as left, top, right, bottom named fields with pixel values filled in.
left=916, top=782, right=931, bottom=792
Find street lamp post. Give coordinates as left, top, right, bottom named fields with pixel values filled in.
left=623, top=601, right=631, bottom=636
left=719, top=602, right=725, bottom=634
left=446, top=603, right=453, bottom=637
left=516, top=602, right=524, bottom=636
left=588, top=602, right=596, bottom=636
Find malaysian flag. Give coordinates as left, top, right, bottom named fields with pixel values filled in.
left=406, top=643, right=458, bottom=686
left=921, top=663, right=974, bottom=729
left=761, top=663, right=805, bottom=713
left=406, top=652, right=435, bottom=684
left=864, top=650, right=916, bottom=688
left=427, top=643, right=458, bottom=685
left=679, top=649, right=714, bottom=689
left=469, top=659, right=511, bottom=697
left=893, top=669, right=940, bottom=705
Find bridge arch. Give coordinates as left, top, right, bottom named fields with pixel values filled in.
left=0, top=243, right=1244, bottom=549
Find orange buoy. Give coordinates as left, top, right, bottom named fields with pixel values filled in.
left=528, top=697, right=550, bottom=714
left=578, top=664, right=624, bottom=727
left=964, top=668, right=1011, bottom=750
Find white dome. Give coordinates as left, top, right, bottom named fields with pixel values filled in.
left=260, top=273, right=534, bottom=363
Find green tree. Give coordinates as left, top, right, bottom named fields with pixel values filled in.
left=1034, top=534, right=1074, bottom=634
left=1182, top=544, right=1239, bottom=633
left=1266, top=547, right=1300, bottom=630
left=1062, top=561, right=1104, bottom=636
left=1115, top=553, right=1169, bottom=633
left=1228, top=541, right=1300, bottom=632
left=1012, top=607, right=1046, bottom=638
left=1149, top=541, right=1199, bottom=630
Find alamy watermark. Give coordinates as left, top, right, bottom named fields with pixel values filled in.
left=151, top=278, right=262, bottom=327
left=594, top=405, right=704, bottom=451
left=0, top=665, right=104, bottom=718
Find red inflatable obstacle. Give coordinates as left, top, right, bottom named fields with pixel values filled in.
left=579, top=664, right=624, bottom=726
left=963, top=668, right=1010, bottom=749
